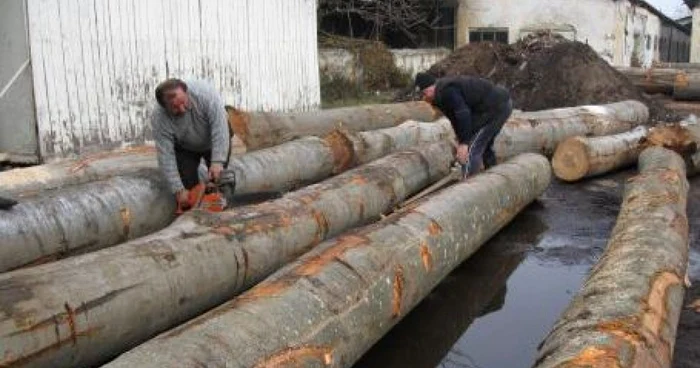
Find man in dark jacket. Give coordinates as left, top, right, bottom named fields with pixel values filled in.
left=415, top=72, right=513, bottom=177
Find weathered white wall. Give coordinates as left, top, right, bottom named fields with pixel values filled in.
left=391, top=49, right=452, bottom=77
left=692, top=6, right=700, bottom=62
left=27, top=0, right=320, bottom=160
left=0, top=0, right=38, bottom=163
left=456, top=0, right=664, bottom=67
left=319, top=48, right=450, bottom=82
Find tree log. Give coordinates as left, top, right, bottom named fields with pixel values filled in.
left=552, top=127, right=648, bottom=182
left=0, top=142, right=454, bottom=368
left=495, top=100, right=649, bottom=159
left=0, top=146, right=157, bottom=198
left=673, top=73, right=700, bottom=101
left=534, top=147, right=689, bottom=368
left=233, top=120, right=454, bottom=196
left=103, top=153, right=551, bottom=368
left=0, top=175, right=175, bottom=273
left=226, top=101, right=440, bottom=151
left=615, top=67, right=686, bottom=94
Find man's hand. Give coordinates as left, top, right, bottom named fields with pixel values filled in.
left=456, top=144, right=470, bottom=165
left=209, top=163, right=224, bottom=183
left=176, top=189, right=191, bottom=209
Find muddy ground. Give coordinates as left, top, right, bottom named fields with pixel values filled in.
left=353, top=169, right=700, bottom=368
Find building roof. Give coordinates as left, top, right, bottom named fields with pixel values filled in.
left=631, top=0, right=690, bottom=34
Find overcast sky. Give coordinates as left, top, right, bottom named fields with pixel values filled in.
left=645, top=0, right=691, bottom=18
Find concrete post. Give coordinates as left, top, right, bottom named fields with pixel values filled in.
left=692, top=6, right=700, bottom=62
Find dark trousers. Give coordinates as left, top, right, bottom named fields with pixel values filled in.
left=175, top=126, right=233, bottom=190
left=466, top=98, right=513, bottom=175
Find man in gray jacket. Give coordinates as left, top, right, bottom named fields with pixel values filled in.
left=151, top=78, right=235, bottom=210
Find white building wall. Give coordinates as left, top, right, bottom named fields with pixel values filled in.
left=27, top=0, right=320, bottom=160
left=457, top=0, right=663, bottom=67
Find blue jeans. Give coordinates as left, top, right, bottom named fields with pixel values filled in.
left=466, top=98, right=513, bottom=175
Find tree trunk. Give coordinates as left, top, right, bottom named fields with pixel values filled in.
left=0, top=142, right=454, bottom=368
left=534, top=147, right=689, bottom=368
left=0, top=175, right=176, bottom=273
left=552, top=126, right=648, bottom=182
left=226, top=102, right=440, bottom=151
left=102, top=153, right=552, bottom=368
left=495, top=100, right=649, bottom=159
left=233, top=120, right=454, bottom=196
left=615, top=67, right=685, bottom=94
left=0, top=146, right=157, bottom=198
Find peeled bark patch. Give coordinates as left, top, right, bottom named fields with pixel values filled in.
left=0, top=142, right=453, bottom=368
left=103, top=153, right=551, bottom=368
left=226, top=102, right=440, bottom=151
left=535, top=147, right=690, bottom=368
left=552, top=127, right=648, bottom=182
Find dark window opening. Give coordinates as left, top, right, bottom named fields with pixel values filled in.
left=469, top=28, right=509, bottom=44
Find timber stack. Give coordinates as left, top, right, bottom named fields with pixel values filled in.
left=0, top=98, right=666, bottom=368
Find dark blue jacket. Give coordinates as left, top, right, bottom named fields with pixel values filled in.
left=432, top=76, right=510, bottom=144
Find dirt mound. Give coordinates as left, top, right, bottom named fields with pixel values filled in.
left=425, top=32, right=679, bottom=122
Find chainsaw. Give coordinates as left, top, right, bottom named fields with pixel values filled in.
left=175, top=182, right=227, bottom=214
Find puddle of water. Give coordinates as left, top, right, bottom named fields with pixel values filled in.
left=437, top=259, right=589, bottom=368
left=354, top=172, right=629, bottom=368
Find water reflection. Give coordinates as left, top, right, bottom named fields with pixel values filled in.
left=354, top=206, right=547, bottom=368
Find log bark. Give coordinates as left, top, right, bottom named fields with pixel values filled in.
left=0, top=146, right=157, bottom=198
left=552, top=126, right=648, bottom=182
left=226, top=101, right=440, bottom=151
left=233, top=120, right=454, bottom=196
left=495, top=100, right=649, bottom=160
left=0, top=175, right=176, bottom=273
left=534, top=147, right=689, bottom=368
left=103, top=153, right=552, bottom=368
left=0, top=142, right=454, bottom=368
left=616, top=67, right=686, bottom=94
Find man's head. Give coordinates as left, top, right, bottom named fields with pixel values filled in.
left=155, top=79, right=189, bottom=116
left=415, top=72, right=437, bottom=103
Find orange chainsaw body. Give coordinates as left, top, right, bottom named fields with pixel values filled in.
left=176, top=183, right=226, bottom=214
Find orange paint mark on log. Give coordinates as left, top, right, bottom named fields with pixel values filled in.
left=392, top=265, right=404, bottom=318
left=226, top=106, right=251, bottom=147
left=419, top=242, right=433, bottom=272
left=295, top=235, right=369, bottom=276
left=427, top=220, right=442, bottom=236
left=323, top=130, right=355, bottom=173
left=64, top=303, right=77, bottom=345
left=311, top=210, right=330, bottom=245
left=120, top=207, right=131, bottom=236
left=560, top=346, right=622, bottom=367
left=349, top=176, right=368, bottom=185
left=254, top=346, right=333, bottom=368
left=213, top=226, right=235, bottom=236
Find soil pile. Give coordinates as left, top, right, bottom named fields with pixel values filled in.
left=424, top=32, right=678, bottom=122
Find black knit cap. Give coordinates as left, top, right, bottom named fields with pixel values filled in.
left=414, top=72, right=436, bottom=92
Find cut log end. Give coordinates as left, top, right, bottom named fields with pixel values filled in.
left=226, top=106, right=251, bottom=147
left=552, top=137, right=590, bottom=182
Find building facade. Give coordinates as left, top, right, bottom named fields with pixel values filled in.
left=454, top=0, right=690, bottom=66
left=0, top=0, right=320, bottom=163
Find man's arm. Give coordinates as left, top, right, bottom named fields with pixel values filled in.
left=200, top=85, right=230, bottom=164
left=152, top=114, right=185, bottom=193
left=442, top=87, right=479, bottom=144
